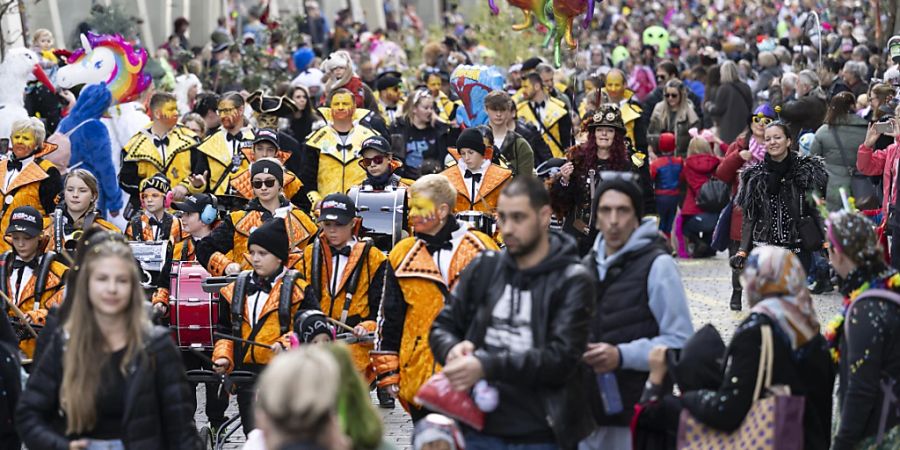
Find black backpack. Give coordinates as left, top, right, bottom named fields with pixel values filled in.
left=695, top=177, right=730, bottom=213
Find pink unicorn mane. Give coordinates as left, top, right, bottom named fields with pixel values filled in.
left=68, top=32, right=151, bottom=104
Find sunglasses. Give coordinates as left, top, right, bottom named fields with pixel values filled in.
left=252, top=179, right=277, bottom=189
left=664, top=93, right=680, bottom=98
left=752, top=116, right=774, bottom=125
left=360, top=155, right=386, bottom=168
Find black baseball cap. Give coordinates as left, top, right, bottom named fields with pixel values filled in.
left=375, top=71, right=402, bottom=91
left=318, top=193, right=356, bottom=225
left=359, top=135, right=391, bottom=155
left=253, top=128, right=280, bottom=148
left=6, top=206, right=42, bottom=238
left=172, top=194, right=215, bottom=213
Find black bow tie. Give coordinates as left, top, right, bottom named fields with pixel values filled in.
left=247, top=275, right=273, bottom=296
left=6, top=159, right=22, bottom=172
left=336, top=143, right=353, bottom=152
left=11, top=258, right=38, bottom=271
left=464, top=170, right=482, bottom=183
left=385, top=106, right=397, bottom=111
left=148, top=217, right=162, bottom=227
left=153, top=136, right=169, bottom=148
left=532, top=101, right=545, bottom=109
left=330, top=245, right=352, bottom=257
left=226, top=132, right=243, bottom=142
left=425, top=240, right=453, bottom=255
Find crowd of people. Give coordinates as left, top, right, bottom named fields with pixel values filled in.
left=2, top=0, right=900, bottom=449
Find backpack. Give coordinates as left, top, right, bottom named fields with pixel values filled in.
left=695, top=177, right=730, bottom=213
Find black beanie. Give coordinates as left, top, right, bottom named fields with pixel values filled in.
left=294, top=310, right=334, bottom=343
left=593, top=177, right=645, bottom=219
left=248, top=218, right=289, bottom=263
left=251, top=158, right=284, bottom=187
left=456, top=128, right=486, bottom=155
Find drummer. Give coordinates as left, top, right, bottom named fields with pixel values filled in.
left=212, top=218, right=317, bottom=434
left=228, top=129, right=308, bottom=211
left=359, top=135, right=410, bottom=191
left=125, top=174, right=186, bottom=244
left=197, top=158, right=318, bottom=277
left=45, top=169, right=120, bottom=256
left=298, top=193, right=395, bottom=407
left=441, top=128, right=511, bottom=215
left=1, top=206, right=68, bottom=358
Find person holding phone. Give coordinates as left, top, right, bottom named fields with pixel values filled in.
left=857, top=114, right=900, bottom=269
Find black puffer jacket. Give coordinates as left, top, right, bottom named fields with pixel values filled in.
left=430, top=231, right=597, bottom=449
left=16, top=326, right=202, bottom=450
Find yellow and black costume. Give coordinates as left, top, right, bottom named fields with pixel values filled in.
left=119, top=124, right=200, bottom=209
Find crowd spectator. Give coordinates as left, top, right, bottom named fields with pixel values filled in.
left=809, top=91, right=869, bottom=211
left=680, top=136, right=721, bottom=258
left=707, top=62, right=752, bottom=144
left=647, top=79, right=700, bottom=156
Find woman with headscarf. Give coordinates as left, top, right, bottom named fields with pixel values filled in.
left=825, top=211, right=900, bottom=449
left=679, top=246, right=833, bottom=450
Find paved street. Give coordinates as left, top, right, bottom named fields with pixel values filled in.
left=195, top=253, right=843, bottom=449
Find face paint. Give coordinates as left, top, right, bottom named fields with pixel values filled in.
left=157, top=100, right=179, bottom=128
left=10, top=129, right=36, bottom=159
left=217, top=99, right=242, bottom=129
left=330, top=93, right=355, bottom=121
left=427, top=75, right=442, bottom=94
left=409, top=194, right=437, bottom=220
left=605, top=73, right=625, bottom=98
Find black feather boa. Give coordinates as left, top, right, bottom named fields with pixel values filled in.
left=736, top=152, right=828, bottom=223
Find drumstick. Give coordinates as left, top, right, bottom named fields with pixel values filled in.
left=213, top=331, right=275, bottom=350
left=0, top=290, right=37, bottom=338
left=327, top=317, right=357, bottom=333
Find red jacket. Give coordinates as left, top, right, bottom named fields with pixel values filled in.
left=716, top=137, right=750, bottom=241
left=681, top=153, right=721, bottom=215
left=857, top=140, right=900, bottom=224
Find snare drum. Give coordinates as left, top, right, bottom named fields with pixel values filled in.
left=349, top=186, right=407, bottom=252
left=456, top=211, right=496, bottom=236
left=169, top=261, right=218, bottom=350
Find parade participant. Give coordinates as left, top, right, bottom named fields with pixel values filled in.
left=516, top=72, right=572, bottom=158
left=485, top=91, right=534, bottom=178
left=198, top=158, right=318, bottom=276
left=441, top=128, right=511, bottom=214
left=246, top=91, right=304, bottom=174
left=550, top=104, right=655, bottom=255
left=46, top=169, right=120, bottom=256
left=302, top=89, right=378, bottom=205
left=359, top=135, right=409, bottom=191
left=430, top=176, right=596, bottom=449
left=1, top=206, right=67, bottom=358
left=599, top=68, right=647, bottom=152
left=648, top=132, right=682, bottom=238
left=229, top=128, right=308, bottom=210
left=119, top=92, right=200, bottom=206
left=16, top=230, right=202, bottom=449
left=212, top=218, right=317, bottom=434
left=293, top=309, right=336, bottom=344
left=372, top=174, right=498, bottom=420
left=193, top=91, right=256, bottom=196
left=300, top=193, right=395, bottom=406
left=390, top=89, right=450, bottom=179
left=0, top=118, right=62, bottom=254
left=125, top=174, right=185, bottom=243
left=376, top=71, right=405, bottom=126
left=425, top=70, right=459, bottom=125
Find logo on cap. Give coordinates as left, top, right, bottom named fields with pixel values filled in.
left=11, top=212, right=36, bottom=223
left=321, top=200, right=348, bottom=210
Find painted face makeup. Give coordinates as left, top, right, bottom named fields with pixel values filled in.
left=10, top=129, right=36, bottom=159
left=217, top=99, right=242, bottom=129
left=409, top=194, right=437, bottom=222
left=330, top=93, right=355, bottom=121
left=157, top=100, right=179, bottom=128
left=605, top=73, right=625, bottom=98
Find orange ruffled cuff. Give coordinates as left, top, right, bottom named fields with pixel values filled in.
left=208, top=252, right=234, bottom=277
left=213, top=339, right=235, bottom=373
left=23, top=310, right=48, bottom=326
left=152, top=288, right=170, bottom=307
left=371, top=351, right=400, bottom=388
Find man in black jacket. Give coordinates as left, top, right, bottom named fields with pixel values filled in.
left=430, top=176, right=596, bottom=450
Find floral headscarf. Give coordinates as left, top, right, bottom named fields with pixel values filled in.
left=741, top=246, right=820, bottom=350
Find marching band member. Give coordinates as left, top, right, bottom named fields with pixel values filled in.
left=0, top=118, right=62, bottom=254
left=212, top=218, right=317, bottom=434
left=1, top=206, right=67, bottom=358
left=193, top=92, right=256, bottom=196
left=228, top=129, right=308, bottom=210
left=516, top=72, right=573, bottom=159
left=246, top=91, right=304, bottom=167
left=198, top=158, right=317, bottom=277
left=302, top=89, right=379, bottom=205
left=359, top=136, right=410, bottom=191
left=125, top=174, right=185, bottom=243
left=299, top=193, right=396, bottom=407
left=375, top=71, right=405, bottom=126
left=441, top=128, right=512, bottom=214
left=372, top=174, right=498, bottom=420
left=119, top=92, right=200, bottom=207
left=46, top=169, right=120, bottom=256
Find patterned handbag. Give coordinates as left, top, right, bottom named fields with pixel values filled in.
left=677, top=325, right=806, bottom=450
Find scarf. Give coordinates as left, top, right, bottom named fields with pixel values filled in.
left=743, top=246, right=820, bottom=350
left=366, top=171, right=394, bottom=190
left=749, top=136, right=766, bottom=163
left=764, top=152, right=793, bottom=195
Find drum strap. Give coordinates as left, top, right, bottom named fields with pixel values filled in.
left=159, top=213, right=173, bottom=241
left=53, top=209, right=64, bottom=254
left=83, top=212, right=96, bottom=233
left=180, top=237, right=192, bottom=261
left=311, top=238, right=323, bottom=307
left=340, top=241, right=372, bottom=323
left=0, top=251, right=12, bottom=312
left=278, top=270, right=300, bottom=336
left=130, top=215, right=144, bottom=242
left=32, top=252, right=57, bottom=311
left=231, top=271, right=252, bottom=364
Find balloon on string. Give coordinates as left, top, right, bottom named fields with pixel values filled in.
left=450, top=65, right=505, bottom=128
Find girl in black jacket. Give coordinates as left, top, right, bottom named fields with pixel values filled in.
left=389, top=89, right=450, bottom=179
left=826, top=211, right=900, bottom=449
left=16, top=230, right=201, bottom=450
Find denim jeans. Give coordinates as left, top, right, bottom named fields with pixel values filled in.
left=463, top=431, right=559, bottom=450
left=655, top=194, right=680, bottom=234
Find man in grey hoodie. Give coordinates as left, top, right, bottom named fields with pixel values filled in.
left=579, top=176, right=693, bottom=450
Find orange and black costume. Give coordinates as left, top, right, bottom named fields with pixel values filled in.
left=0, top=251, right=67, bottom=358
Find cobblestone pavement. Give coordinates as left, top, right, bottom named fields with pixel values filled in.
left=195, top=254, right=843, bottom=449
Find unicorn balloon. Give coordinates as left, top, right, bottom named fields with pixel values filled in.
left=57, top=32, right=151, bottom=105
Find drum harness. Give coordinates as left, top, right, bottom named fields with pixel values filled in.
left=230, top=269, right=298, bottom=365
left=53, top=206, right=95, bottom=254
left=130, top=213, right=173, bottom=242
left=310, top=237, right=373, bottom=324
left=0, top=250, right=58, bottom=338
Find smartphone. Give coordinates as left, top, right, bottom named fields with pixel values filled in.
left=876, top=121, right=894, bottom=134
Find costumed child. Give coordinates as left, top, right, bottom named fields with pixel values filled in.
left=293, top=309, right=336, bottom=345
left=1, top=206, right=67, bottom=358
left=359, top=135, right=409, bottom=191
left=125, top=174, right=185, bottom=243
left=372, top=174, right=497, bottom=421
left=197, top=158, right=318, bottom=276
left=440, top=128, right=511, bottom=214
left=212, top=218, right=317, bottom=434
left=0, top=118, right=62, bottom=254
left=45, top=168, right=120, bottom=256
left=31, top=29, right=59, bottom=77
left=648, top=132, right=683, bottom=238
left=300, top=193, right=395, bottom=408
left=229, top=129, right=307, bottom=210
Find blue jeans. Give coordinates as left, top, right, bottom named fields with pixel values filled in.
left=655, top=194, right=680, bottom=234
left=464, top=431, right=559, bottom=450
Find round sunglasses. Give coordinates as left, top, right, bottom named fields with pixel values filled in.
left=359, top=155, right=386, bottom=168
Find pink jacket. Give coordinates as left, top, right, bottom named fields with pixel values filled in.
left=856, top=141, right=900, bottom=223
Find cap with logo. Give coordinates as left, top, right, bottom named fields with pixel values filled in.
left=318, top=193, right=357, bottom=225
left=6, top=206, right=42, bottom=238
left=253, top=128, right=281, bottom=148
